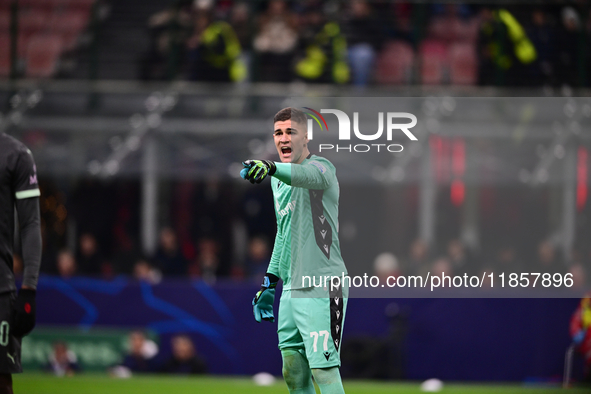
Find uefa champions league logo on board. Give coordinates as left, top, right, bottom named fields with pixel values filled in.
left=302, top=107, right=418, bottom=153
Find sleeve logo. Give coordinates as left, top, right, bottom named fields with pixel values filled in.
left=30, top=164, right=38, bottom=185
left=309, top=161, right=326, bottom=174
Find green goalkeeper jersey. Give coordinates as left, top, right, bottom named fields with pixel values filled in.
left=267, top=154, right=347, bottom=290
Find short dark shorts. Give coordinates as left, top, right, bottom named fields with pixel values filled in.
left=0, top=292, right=22, bottom=374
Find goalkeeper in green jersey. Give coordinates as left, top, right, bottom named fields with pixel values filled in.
left=241, top=107, right=348, bottom=394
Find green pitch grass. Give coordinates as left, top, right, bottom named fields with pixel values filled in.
left=13, top=373, right=588, bottom=394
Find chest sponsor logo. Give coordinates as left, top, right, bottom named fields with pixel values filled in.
left=278, top=200, right=296, bottom=218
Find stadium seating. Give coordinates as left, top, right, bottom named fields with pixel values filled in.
left=375, top=40, right=414, bottom=85
left=0, top=0, right=93, bottom=78
left=17, top=32, right=33, bottom=58
left=18, top=8, right=48, bottom=34
left=0, top=9, right=8, bottom=30
left=18, top=0, right=88, bottom=12
left=25, top=34, right=62, bottom=77
left=449, top=42, right=477, bottom=85
left=18, top=0, right=42, bottom=8
left=0, top=33, right=33, bottom=77
left=50, top=9, right=89, bottom=50
left=427, top=17, right=455, bottom=42
left=419, top=39, right=448, bottom=85
left=0, top=34, right=10, bottom=77
left=428, top=16, right=479, bottom=43
left=67, top=0, right=95, bottom=14
left=451, top=17, right=479, bottom=43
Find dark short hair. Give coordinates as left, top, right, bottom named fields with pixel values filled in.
left=274, top=107, right=307, bottom=129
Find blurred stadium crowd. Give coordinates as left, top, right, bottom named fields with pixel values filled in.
left=1, top=0, right=591, bottom=87
left=44, top=331, right=207, bottom=376
left=26, top=178, right=278, bottom=283
left=3, top=1, right=591, bottom=289
left=14, top=177, right=587, bottom=290
left=140, top=0, right=590, bottom=87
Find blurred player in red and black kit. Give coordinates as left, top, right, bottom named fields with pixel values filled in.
left=0, top=132, right=42, bottom=393
left=570, top=292, right=591, bottom=382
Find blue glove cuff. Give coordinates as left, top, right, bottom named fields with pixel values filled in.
left=263, top=275, right=278, bottom=289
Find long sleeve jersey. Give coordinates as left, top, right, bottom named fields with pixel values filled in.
left=0, top=133, right=42, bottom=292
left=267, top=154, right=347, bottom=290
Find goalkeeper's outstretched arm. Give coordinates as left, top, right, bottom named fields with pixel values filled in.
left=242, top=158, right=335, bottom=190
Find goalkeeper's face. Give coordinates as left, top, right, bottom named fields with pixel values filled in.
left=274, top=120, right=309, bottom=164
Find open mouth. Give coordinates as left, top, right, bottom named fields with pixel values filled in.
left=281, top=146, right=292, bottom=155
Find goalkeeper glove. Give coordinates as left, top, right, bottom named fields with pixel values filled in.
left=241, top=160, right=276, bottom=184
left=252, top=275, right=278, bottom=323
left=12, top=289, right=36, bottom=337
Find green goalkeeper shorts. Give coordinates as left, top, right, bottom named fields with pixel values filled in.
left=277, top=286, right=347, bottom=368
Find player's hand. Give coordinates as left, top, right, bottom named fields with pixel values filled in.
left=252, top=275, right=277, bottom=323
left=12, top=289, right=36, bottom=337
left=241, top=160, right=276, bottom=184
